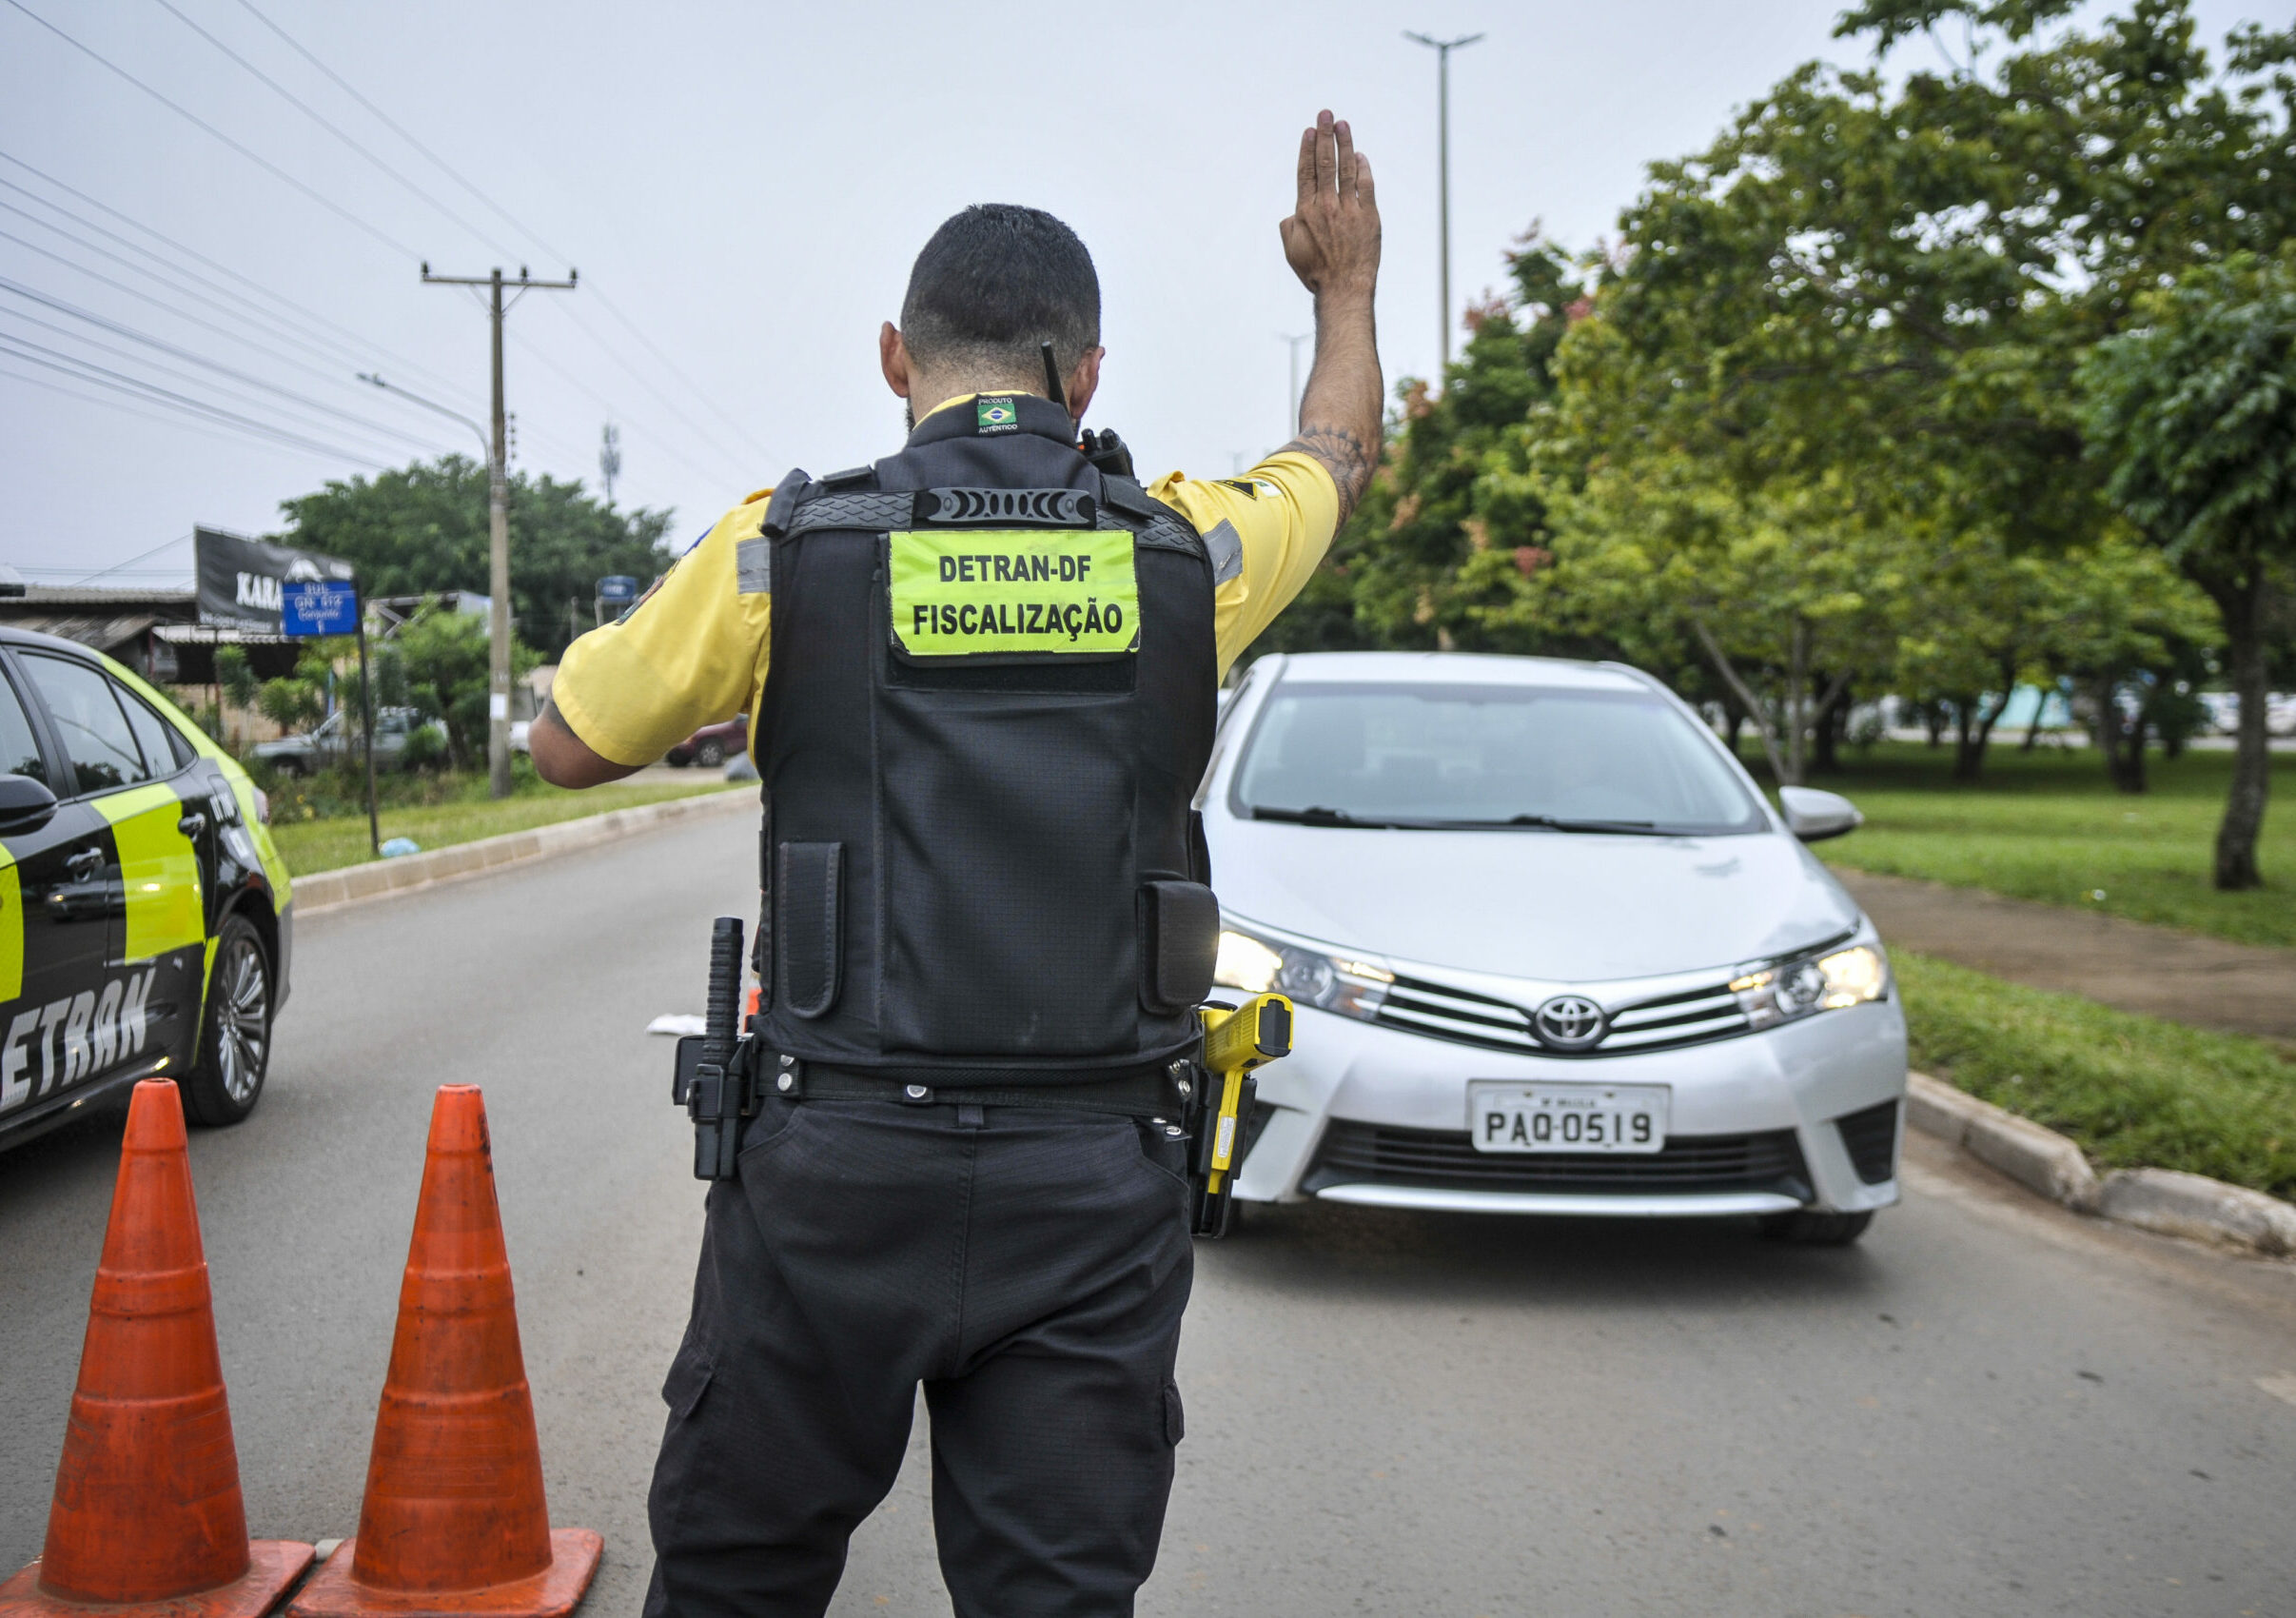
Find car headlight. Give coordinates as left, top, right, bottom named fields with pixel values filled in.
left=1730, top=944, right=1889, bottom=1029
left=1214, top=923, right=1393, bottom=1022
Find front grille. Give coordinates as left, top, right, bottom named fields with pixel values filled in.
left=1373, top=975, right=1752, bottom=1058
left=1303, top=1120, right=1811, bottom=1200
left=1835, top=1099, right=1899, bottom=1184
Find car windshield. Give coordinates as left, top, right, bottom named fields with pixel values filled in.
left=1230, top=681, right=1765, bottom=836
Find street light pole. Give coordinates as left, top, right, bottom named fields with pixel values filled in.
left=419, top=263, right=577, bottom=798
left=1405, top=30, right=1484, bottom=374
left=1279, top=331, right=1311, bottom=438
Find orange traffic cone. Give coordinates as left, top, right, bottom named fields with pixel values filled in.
left=288, top=1087, right=599, bottom=1618
left=0, top=1078, right=312, bottom=1618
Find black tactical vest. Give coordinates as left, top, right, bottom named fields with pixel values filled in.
left=749, top=395, right=1220, bottom=1085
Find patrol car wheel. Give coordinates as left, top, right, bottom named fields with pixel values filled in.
left=694, top=739, right=726, bottom=768
left=183, top=915, right=271, bottom=1127
left=1758, top=1209, right=1873, bottom=1246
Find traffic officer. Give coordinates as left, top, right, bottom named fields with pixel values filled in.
left=531, top=109, right=1383, bottom=1618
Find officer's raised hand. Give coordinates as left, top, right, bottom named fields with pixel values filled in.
left=1282, top=109, right=1381, bottom=303
left=1275, top=110, right=1383, bottom=526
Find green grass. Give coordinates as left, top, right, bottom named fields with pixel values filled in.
left=1774, top=740, right=2296, bottom=949
left=1897, top=950, right=2296, bottom=1199
left=265, top=770, right=738, bottom=877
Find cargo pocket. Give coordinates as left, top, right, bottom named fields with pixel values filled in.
left=1162, top=1382, right=1185, bottom=1447
left=775, top=841, right=843, bottom=1018
left=661, top=1339, right=715, bottom=1419
left=1140, top=879, right=1219, bottom=1012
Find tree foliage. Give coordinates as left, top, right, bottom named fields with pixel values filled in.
left=2080, top=248, right=2296, bottom=885
left=273, top=455, right=677, bottom=658
left=1253, top=0, right=2287, bottom=871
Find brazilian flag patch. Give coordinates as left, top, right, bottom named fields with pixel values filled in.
left=889, top=530, right=1139, bottom=658
left=975, top=396, right=1019, bottom=435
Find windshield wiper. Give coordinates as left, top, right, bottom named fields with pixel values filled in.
left=1249, top=804, right=1383, bottom=826
left=1501, top=813, right=1666, bottom=835
left=1249, top=805, right=1672, bottom=835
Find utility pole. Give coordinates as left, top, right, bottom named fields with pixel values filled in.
left=421, top=263, right=577, bottom=798
left=599, top=423, right=621, bottom=503
left=1405, top=30, right=1483, bottom=373
left=1279, top=331, right=1311, bottom=437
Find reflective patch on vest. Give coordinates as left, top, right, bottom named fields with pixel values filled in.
left=736, top=537, right=772, bottom=595
left=889, top=529, right=1139, bottom=657
left=1203, top=519, right=1244, bottom=585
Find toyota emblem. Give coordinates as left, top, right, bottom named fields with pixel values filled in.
left=1532, top=995, right=1607, bottom=1051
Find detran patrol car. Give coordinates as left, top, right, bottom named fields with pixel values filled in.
left=0, top=625, right=293, bottom=1148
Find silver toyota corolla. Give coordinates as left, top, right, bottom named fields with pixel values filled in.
left=1206, top=652, right=1907, bottom=1245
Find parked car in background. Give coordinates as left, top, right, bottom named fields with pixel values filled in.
left=0, top=626, right=294, bottom=1149
left=1207, top=652, right=1906, bottom=1244
left=251, top=705, right=439, bottom=775
left=665, top=716, right=747, bottom=769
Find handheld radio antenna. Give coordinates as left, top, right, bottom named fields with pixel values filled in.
left=1040, top=341, right=1068, bottom=413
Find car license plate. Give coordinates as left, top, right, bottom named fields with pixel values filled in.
left=1468, top=1081, right=1670, bottom=1154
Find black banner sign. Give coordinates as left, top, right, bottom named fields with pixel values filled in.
left=193, top=527, right=355, bottom=634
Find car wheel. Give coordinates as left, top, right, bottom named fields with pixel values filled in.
left=695, top=740, right=726, bottom=768
left=1759, top=1209, right=1873, bottom=1246
left=664, top=750, right=692, bottom=768
left=182, top=915, right=271, bottom=1128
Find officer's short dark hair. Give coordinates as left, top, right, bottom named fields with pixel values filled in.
left=900, top=205, right=1101, bottom=383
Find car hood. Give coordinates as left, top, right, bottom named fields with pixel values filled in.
left=1207, top=819, right=1863, bottom=983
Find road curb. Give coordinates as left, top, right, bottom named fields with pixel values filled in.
left=2096, top=1167, right=2296, bottom=1257
left=287, top=787, right=752, bottom=916
left=1906, top=1071, right=2294, bottom=1255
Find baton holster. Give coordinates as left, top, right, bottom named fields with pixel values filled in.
left=673, top=917, right=760, bottom=1180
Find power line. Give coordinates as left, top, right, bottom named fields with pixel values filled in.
left=148, top=0, right=517, bottom=262
left=0, top=149, right=481, bottom=408
left=226, top=0, right=776, bottom=469
left=0, top=335, right=392, bottom=464
left=503, top=324, right=750, bottom=493
left=0, top=271, right=455, bottom=454
left=68, top=531, right=192, bottom=585
left=0, top=301, right=449, bottom=458
left=0, top=0, right=419, bottom=260
left=0, top=225, right=418, bottom=387
left=542, top=300, right=769, bottom=481
left=0, top=173, right=440, bottom=390
left=0, top=360, right=316, bottom=465
left=0, top=193, right=397, bottom=380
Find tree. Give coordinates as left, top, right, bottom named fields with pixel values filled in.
left=2080, top=250, right=2296, bottom=887
left=395, top=609, right=537, bottom=770
left=273, top=455, right=677, bottom=658
left=1247, top=233, right=1585, bottom=661
left=212, top=643, right=258, bottom=711
left=1530, top=444, right=1903, bottom=785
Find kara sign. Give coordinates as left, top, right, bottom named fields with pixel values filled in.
left=194, top=527, right=355, bottom=634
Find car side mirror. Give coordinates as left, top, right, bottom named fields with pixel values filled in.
left=0, top=773, right=58, bottom=834
left=1777, top=785, right=1862, bottom=843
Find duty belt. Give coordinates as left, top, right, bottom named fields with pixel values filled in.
left=762, top=1059, right=1185, bottom=1119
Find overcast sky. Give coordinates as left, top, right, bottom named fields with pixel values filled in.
left=0, top=0, right=2267, bottom=584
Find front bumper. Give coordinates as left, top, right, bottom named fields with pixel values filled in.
left=1233, top=996, right=1908, bottom=1217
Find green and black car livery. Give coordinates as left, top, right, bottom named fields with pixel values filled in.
left=0, top=626, right=292, bottom=1146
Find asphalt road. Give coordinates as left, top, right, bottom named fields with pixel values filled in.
left=4, top=813, right=2293, bottom=1618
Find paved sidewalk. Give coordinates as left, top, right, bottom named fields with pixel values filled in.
left=1835, top=868, right=2296, bottom=1041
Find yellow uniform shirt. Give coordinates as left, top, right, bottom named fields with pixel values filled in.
left=552, top=403, right=1339, bottom=769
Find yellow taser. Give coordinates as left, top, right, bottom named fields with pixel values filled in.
left=1191, top=993, right=1292, bottom=1236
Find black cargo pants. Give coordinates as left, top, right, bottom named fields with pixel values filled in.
left=642, top=1091, right=1195, bottom=1618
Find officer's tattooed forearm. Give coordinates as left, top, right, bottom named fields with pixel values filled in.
left=1280, top=426, right=1378, bottom=526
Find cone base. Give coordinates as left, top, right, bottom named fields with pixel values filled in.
left=284, top=1531, right=599, bottom=1618
left=1, top=1542, right=316, bottom=1618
